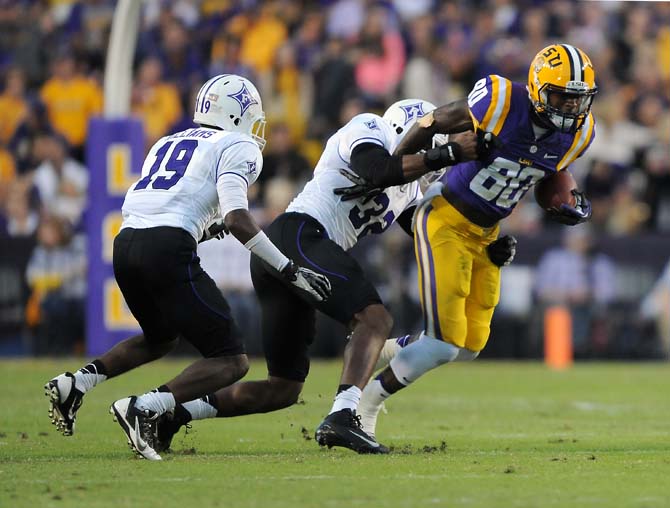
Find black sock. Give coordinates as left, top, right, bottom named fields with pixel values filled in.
left=173, top=402, right=193, bottom=424
left=379, top=376, right=395, bottom=394
left=157, top=384, right=172, bottom=393
left=81, top=359, right=108, bottom=377
left=204, top=393, right=221, bottom=416
left=337, top=384, right=353, bottom=395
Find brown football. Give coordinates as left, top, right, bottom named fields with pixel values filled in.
left=534, top=170, right=577, bottom=210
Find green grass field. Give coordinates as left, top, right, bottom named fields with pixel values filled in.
left=1, top=359, right=668, bottom=508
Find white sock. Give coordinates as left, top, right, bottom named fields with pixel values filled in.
left=358, top=379, right=390, bottom=438
left=182, top=397, right=218, bottom=421
left=134, top=390, right=176, bottom=416
left=329, top=385, right=362, bottom=414
left=73, top=364, right=107, bottom=393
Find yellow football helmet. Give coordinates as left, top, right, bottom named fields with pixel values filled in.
left=527, top=44, right=597, bottom=133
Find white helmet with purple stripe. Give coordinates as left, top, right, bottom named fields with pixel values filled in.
left=193, top=74, right=266, bottom=150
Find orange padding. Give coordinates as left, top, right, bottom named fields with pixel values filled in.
left=544, top=305, right=573, bottom=369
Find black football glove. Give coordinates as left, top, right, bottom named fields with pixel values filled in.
left=199, top=219, right=229, bottom=243
left=476, top=130, right=503, bottom=159
left=546, top=190, right=592, bottom=226
left=281, top=260, right=332, bottom=302
left=486, top=235, right=517, bottom=267
left=333, top=169, right=383, bottom=203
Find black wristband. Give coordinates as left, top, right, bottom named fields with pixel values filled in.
left=423, top=142, right=462, bottom=171
left=280, top=260, right=296, bottom=279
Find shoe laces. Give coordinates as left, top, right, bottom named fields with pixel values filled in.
left=348, top=410, right=363, bottom=429
left=139, top=410, right=159, bottom=443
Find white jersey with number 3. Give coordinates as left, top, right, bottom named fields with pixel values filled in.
left=287, top=113, right=421, bottom=251
left=121, top=127, right=263, bottom=242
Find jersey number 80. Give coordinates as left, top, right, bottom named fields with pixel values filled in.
left=469, top=157, right=545, bottom=208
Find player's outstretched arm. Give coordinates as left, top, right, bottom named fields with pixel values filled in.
left=394, top=99, right=473, bottom=156
left=224, top=209, right=331, bottom=301
left=334, top=134, right=477, bottom=202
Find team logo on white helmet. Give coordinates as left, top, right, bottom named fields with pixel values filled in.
left=399, top=102, right=426, bottom=125
left=383, top=99, right=436, bottom=140
left=227, top=83, right=259, bottom=116
left=384, top=99, right=446, bottom=187
left=193, top=74, right=266, bottom=150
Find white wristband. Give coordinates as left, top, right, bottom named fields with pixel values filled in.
left=244, top=231, right=290, bottom=272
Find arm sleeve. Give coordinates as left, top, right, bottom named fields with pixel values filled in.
left=215, top=139, right=263, bottom=217
left=349, top=143, right=405, bottom=187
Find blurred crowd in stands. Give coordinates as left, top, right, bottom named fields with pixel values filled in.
left=0, top=0, right=668, bottom=359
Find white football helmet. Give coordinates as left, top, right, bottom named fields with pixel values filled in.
left=384, top=99, right=449, bottom=188
left=382, top=98, right=436, bottom=143
left=193, top=74, right=266, bottom=150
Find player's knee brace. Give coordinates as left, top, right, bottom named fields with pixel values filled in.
left=454, top=348, right=479, bottom=362
left=389, top=332, right=460, bottom=386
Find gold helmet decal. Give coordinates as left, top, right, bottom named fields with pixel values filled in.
left=527, top=44, right=597, bottom=132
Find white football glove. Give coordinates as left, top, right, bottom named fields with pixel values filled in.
left=281, top=261, right=332, bottom=302
left=199, top=219, right=229, bottom=243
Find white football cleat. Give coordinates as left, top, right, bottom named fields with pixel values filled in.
left=110, top=396, right=162, bottom=461
left=45, top=372, right=84, bottom=436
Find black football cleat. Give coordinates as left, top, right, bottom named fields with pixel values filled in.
left=315, top=408, right=389, bottom=454
left=45, top=372, right=84, bottom=436
left=153, top=407, right=191, bottom=453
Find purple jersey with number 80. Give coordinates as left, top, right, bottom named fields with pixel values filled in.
left=441, top=75, right=596, bottom=224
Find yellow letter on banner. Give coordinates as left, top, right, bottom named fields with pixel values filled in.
left=104, top=278, right=140, bottom=330
left=107, top=143, right=138, bottom=195
left=102, top=212, right=123, bottom=262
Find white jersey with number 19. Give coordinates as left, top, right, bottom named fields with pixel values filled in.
left=286, top=113, right=421, bottom=251
left=121, top=127, right=263, bottom=242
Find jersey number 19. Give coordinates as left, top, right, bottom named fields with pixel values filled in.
left=134, top=140, right=198, bottom=191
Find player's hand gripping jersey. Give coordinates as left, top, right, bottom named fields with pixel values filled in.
left=442, top=74, right=595, bottom=227
left=287, top=113, right=421, bottom=250
left=121, top=127, right=263, bottom=241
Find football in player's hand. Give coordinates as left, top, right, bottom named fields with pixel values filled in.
left=534, top=170, right=577, bottom=210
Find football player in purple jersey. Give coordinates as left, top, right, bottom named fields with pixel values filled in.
left=354, top=44, right=597, bottom=441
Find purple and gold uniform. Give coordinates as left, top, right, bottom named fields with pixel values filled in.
left=414, top=74, right=595, bottom=351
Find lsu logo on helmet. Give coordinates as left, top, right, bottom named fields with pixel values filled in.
left=527, top=44, right=597, bottom=133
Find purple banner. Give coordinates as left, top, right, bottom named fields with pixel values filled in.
left=85, top=117, right=144, bottom=356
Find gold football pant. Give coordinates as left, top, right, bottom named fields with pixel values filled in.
left=413, top=196, right=501, bottom=352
